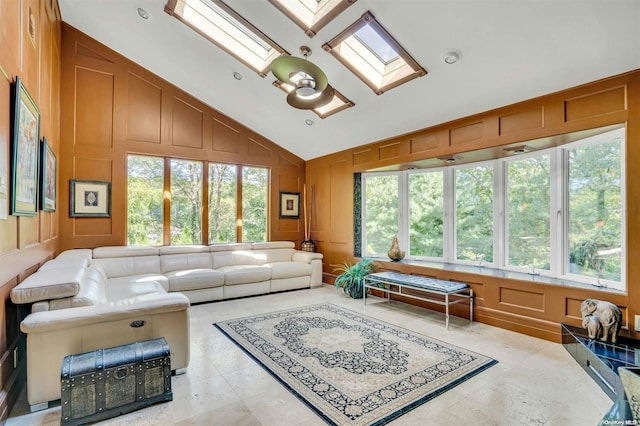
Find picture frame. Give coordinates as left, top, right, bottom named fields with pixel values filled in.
left=40, top=137, right=56, bottom=211
left=10, top=77, right=40, bottom=216
left=70, top=179, right=111, bottom=217
left=279, top=191, right=300, bottom=219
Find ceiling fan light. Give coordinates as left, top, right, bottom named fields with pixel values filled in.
left=295, top=78, right=316, bottom=96
left=287, top=85, right=335, bottom=110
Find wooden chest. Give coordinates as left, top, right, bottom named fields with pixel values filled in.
left=60, top=337, right=172, bottom=425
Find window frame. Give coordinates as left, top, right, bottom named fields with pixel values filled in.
left=268, top=0, right=357, bottom=38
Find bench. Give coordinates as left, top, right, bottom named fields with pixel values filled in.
left=363, top=271, right=473, bottom=330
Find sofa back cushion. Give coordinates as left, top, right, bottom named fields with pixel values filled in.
left=48, top=265, right=108, bottom=310
left=253, top=248, right=295, bottom=264
left=160, top=253, right=213, bottom=273
left=211, top=250, right=259, bottom=268
left=92, top=256, right=161, bottom=279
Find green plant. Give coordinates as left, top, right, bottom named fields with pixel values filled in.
left=334, top=258, right=376, bottom=299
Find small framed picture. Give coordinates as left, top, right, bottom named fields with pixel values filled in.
left=70, top=179, right=111, bottom=217
left=279, top=191, right=300, bottom=219
left=40, top=137, right=56, bottom=211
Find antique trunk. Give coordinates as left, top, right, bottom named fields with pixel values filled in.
left=61, top=337, right=172, bottom=425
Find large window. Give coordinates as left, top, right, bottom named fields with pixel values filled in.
left=241, top=166, right=268, bottom=242
left=360, top=127, right=625, bottom=290
left=127, top=155, right=270, bottom=245
left=127, top=155, right=164, bottom=246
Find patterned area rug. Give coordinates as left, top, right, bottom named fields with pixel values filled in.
left=214, top=303, right=497, bottom=425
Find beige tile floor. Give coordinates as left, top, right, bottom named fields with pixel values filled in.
left=6, top=284, right=612, bottom=426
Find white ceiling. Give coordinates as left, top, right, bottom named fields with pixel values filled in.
left=58, top=0, right=640, bottom=161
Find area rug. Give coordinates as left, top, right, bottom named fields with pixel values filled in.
left=214, top=303, right=497, bottom=425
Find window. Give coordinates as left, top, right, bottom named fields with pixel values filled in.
left=455, top=164, right=494, bottom=263
left=360, top=127, right=625, bottom=290
left=208, top=163, right=237, bottom=243
left=127, top=155, right=164, bottom=246
left=323, top=12, right=426, bottom=95
left=127, top=156, right=270, bottom=245
left=268, top=0, right=356, bottom=37
left=566, top=130, right=624, bottom=285
left=362, top=173, right=399, bottom=256
left=170, top=159, right=203, bottom=245
left=505, top=154, right=551, bottom=271
left=165, top=0, right=287, bottom=76
left=409, top=171, right=443, bottom=258
left=242, top=166, right=268, bottom=242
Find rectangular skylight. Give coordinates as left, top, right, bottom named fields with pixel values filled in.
left=273, top=80, right=354, bottom=119
left=323, top=11, right=426, bottom=95
left=268, top=0, right=357, bottom=37
left=166, top=0, right=287, bottom=76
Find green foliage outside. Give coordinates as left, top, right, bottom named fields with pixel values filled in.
left=209, top=163, right=237, bottom=243
left=456, top=165, right=493, bottom=262
left=364, top=175, right=398, bottom=254
left=170, top=159, right=203, bottom=244
left=127, top=155, right=164, bottom=246
left=568, top=141, right=622, bottom=281
left=242, top=166, right=268, bottom=242
left=410, top=172, right=444, bottom=257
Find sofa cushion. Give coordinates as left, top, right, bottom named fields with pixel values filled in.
left=209, top=243, right=253, bottom=252
left=254, top=248, right=295, bottom=264
left=218, top=265, right=272, bottom=285
left=268, top=262, right=312, bottom=279
left=159, top=245, right=209, bottom=255
left=39, top=257, right=90, bottom=271
left=165, top=269, right=224, bottom=291
left=106, top=276, right=167, bottom=301
left=93, top=246, right=159, bottom=258
left=160, top=253, right=213, bottom=273
left=93, top=256, right=161, bottom=279
left=56, top=249, right=93, bottom=260
left=10, top=268, right=83, bottom=304
left=252, top=241, right=295, bottom=250
left=211, top=250, right=259, bottom=268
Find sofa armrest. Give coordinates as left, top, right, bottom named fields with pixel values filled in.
left=20, top=293, right=189, bottom=334
left=292, top=251, right=323, bottom=263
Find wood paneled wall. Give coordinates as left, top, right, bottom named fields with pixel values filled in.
left=0, top=0, right=61, bottom=421
left=306, top=71, right=640, bottom=342
left=59, top=24, right=306, bottom=251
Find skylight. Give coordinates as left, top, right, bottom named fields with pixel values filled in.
left=323, top=11, right=426, bottom=95
left=165, top=0, right=287, bottom=76
left=268, top=0, right=357, bottom=37
left=273, top=80, right=354, bottom=119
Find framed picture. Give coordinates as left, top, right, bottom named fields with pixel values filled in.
left=279, top=191, right=300, bottom=219
left=40, top=137, right=56, bottom=211
left=70, top=179, right=111, bottom=217
left=10, top=77, right=40, bottom=216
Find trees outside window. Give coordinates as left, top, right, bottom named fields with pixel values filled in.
left=360, top=127, right=625, bottom=289
left=127, top=155, right=164, bottom=246
left=209, top=163, right=237, bottom=243
left=170, top=159, right=203, bottom=244
left=242, top=166, right=268, bottom=242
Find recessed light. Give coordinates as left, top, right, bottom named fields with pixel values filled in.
left=445, top=158, right=457, bottom=164
left=443, top=49, right=461, bottom=65
left=305, top=119, right=314, bottom=126
left=137, top=8, right=150, bottom=20
left=233, top=72, right=243, bottom=80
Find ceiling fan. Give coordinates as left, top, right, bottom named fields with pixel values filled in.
left=271, top=46, right=335, bottom=110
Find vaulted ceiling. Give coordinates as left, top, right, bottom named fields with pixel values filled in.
left=58, top=0, right=640, bottom=160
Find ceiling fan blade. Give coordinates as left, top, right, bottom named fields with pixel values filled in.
left=271, top=56, right=328, bottom=93
left=287, top=85, right=335, bottom=110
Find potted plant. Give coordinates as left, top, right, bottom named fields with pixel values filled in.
left=334, top=258, right=376, bottom=299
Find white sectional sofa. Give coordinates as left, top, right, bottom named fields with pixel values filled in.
left=10, top=241, right=323, bottom=409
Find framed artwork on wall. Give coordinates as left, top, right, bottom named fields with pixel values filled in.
left=70, top=179, right=111, bottom=217
left=11, top=77, right=40, bottom=216
left=40, top=137, right=56, bottom=212
left=279, top=191, right=300, bottom=219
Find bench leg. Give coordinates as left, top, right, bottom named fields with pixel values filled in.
left=445, top=294, right=450, bottom=330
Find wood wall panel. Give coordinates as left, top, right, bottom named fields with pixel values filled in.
left=409, top=132, right=440, bottom=155
left=75, top=67, right=113, bottom=147
left=212, top=118, right=240, bottom=153
left=499, top=108, right=543, bottom=136
left=565, top=86, right=626, bottom=122
left=171, top=96, right=203, bottom=149
left=449, top=121, right=483, bottom=146
left=378, top=142, right=401, bottom=162
left=126, top=73, right=161, bottom=144
left=60, top=24, right=306, bottom=250
left=0, top=0, right=61, bottom=420
left=307, top=70, right=640, bottom=343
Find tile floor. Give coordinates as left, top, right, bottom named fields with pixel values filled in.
left=6, top=284, right=611, bottom=425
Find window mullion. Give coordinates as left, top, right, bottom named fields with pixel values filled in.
left=398, top=172, right=409, bottom=258
left=443, top=168, right=454, bottom=263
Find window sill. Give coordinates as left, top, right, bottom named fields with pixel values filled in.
left=372, top=258, right=625, bottom=295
